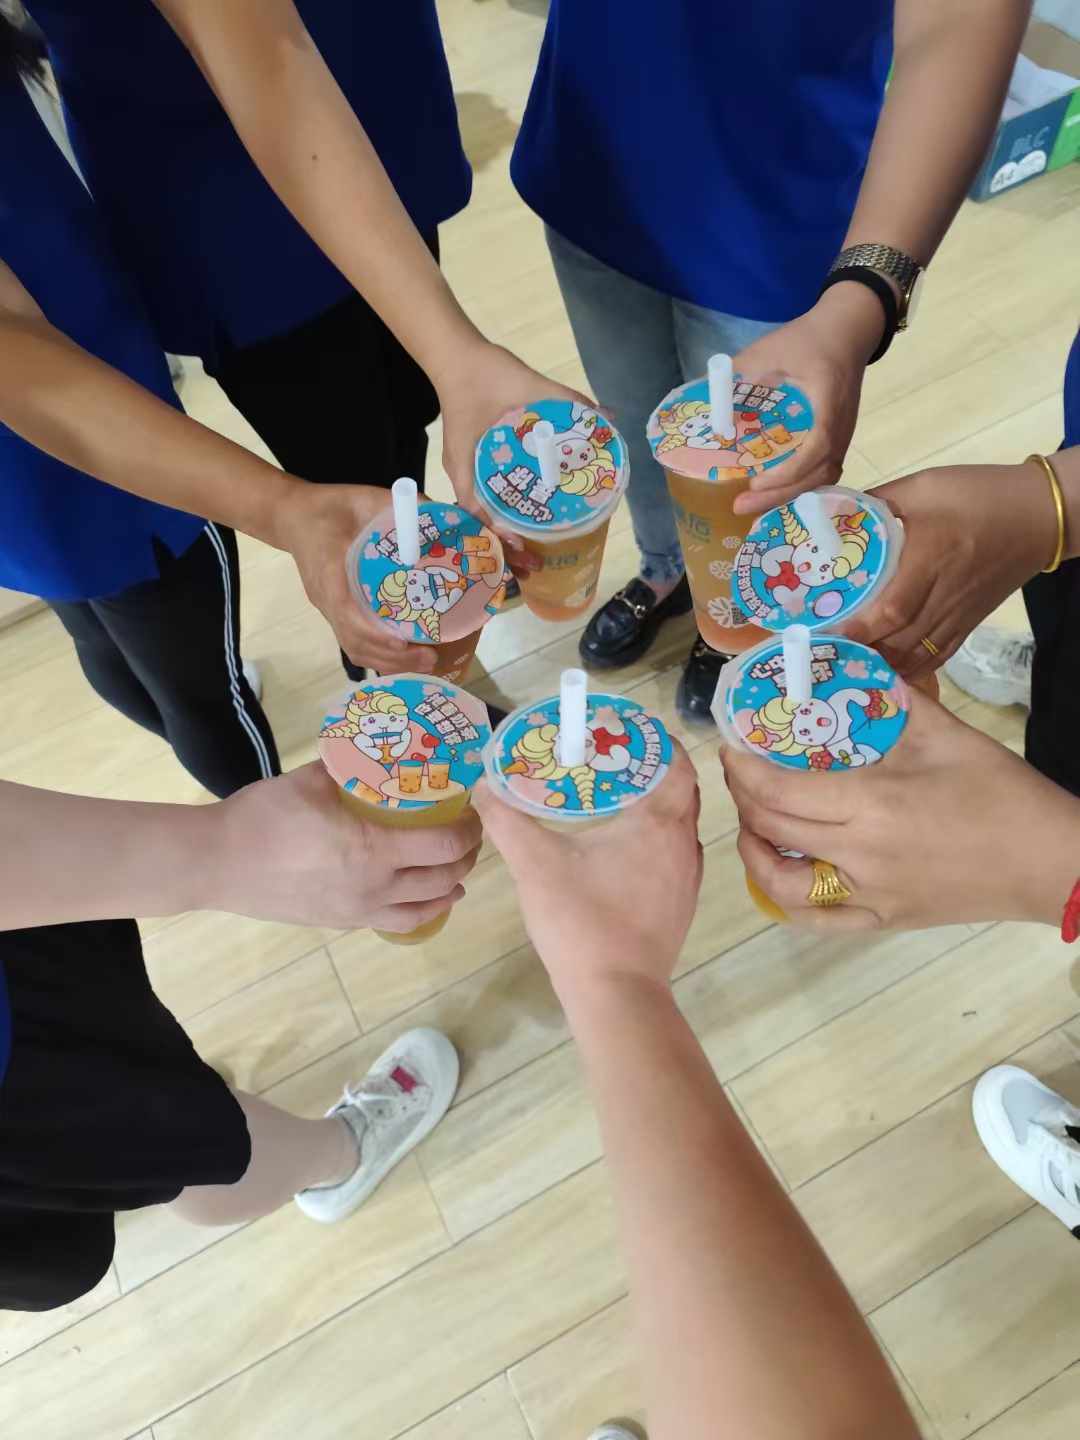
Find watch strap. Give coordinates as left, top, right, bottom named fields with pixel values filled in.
left=829, top=243, right=922, bottom=295
left=817, top=266, right=899, bottom=365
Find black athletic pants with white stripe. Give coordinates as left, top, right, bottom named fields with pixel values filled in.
left=51, top=523, right=280, bottom=798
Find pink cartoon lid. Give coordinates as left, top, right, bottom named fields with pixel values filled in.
left=474, top=398, right=628, bottom=536
left=711, top=634, right=909, bottom=774
left=647, top=373, right=814, bottom=482
left=349, top=499, right=509, bottom=646
left=319, top=675, right=492, bottom=811
left=484, top=690, right=672, bottom=823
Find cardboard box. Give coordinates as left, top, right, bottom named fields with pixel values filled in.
left=970, top=19, right=1080, bottom=200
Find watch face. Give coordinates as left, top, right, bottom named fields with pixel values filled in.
left=904, top=268, right=926, bottom=328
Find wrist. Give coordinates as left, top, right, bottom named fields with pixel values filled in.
left=1014, top=786, right=1080, bottom=929
left=812, top=282, right=890, bottom=367
left=555, top=963, right=676, bottom=1032
left=257, top=471, right=313, bottom=552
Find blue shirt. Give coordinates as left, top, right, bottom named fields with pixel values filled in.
left=512, top=0, right=894, bottom=324
left=28, top=0, right=472, bottom=362
left=1065, top=330, right=1080, bottom=449
left=0, top=71, right=204, bottom=601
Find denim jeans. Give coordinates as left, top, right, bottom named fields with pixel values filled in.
left=547, top=227, right=778, bottom=586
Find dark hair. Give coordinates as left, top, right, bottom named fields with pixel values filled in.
left=1, top=10, right=45, bottom=80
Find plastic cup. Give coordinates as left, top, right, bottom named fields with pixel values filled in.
left=712, top=633, right=910, bottom=920
left=484, top=686, right=673, bottom=830
left=318, top=674, right=492, bottom=946
left=348, top=498, right=510, bottom=685
left=647, top=370, right=815, bottom=653
left=474, top=399, right=629, bottom=621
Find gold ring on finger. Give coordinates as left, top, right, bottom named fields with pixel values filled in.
left=920, top=635, right=940, bottom=657
left=807, top=859, right=853, bottom=908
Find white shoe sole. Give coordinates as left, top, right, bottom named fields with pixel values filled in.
left=972, top=1065, right=1080, bottom=1233
left=300, top=1029, right=459, bottom=1224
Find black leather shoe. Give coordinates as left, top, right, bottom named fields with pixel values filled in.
left=579, top=575, right=693, bottom=670
left=676, top=637, right=731, bottom=725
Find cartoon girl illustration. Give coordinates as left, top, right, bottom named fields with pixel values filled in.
left=517, top=403, right=618, bottom=502
left=376, top=534, right=500, bottom=642
left=502, top=707, right=635, bottom=809
left=758, top=505, right=872, bottom=616
left=321, top=688, right=413, bottom=767
left=744, top=688, right=899, bottom=769
left=653, top=399, right=726, bottom=455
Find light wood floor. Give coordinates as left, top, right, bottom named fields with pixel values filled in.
left=3, top=3, right=1080, bottom=1436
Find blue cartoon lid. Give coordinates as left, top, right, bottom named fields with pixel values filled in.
left=318, top=675, right=491, bottom=812
left=474, top=399, right=628, bottom=536
left=712, top=635, right=909, bottom=773
left=731, top=487, right=903, bottom=633
left=485, top=691, right=672, bottom=821
left=646, top=374, right=814, bottom=482
left=350, top=499, right=509, bottom=646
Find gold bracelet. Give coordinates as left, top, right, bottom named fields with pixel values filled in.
left=1028, top=453, right=1066, bottom=574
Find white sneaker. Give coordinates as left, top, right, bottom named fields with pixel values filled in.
left=944, top=627, right=1033, bottom=709
left=588, top=1427, right=641, bottom=1440
left=296, top=1028, right=459, bottom=1224
left=972, top=1064, right=1080, bottom=1237
left=241, top=658, right=263, bottom=702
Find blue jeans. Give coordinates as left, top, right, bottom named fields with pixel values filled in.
left=547, top=227, right=778, bottom=586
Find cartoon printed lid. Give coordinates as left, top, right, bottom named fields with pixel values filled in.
left=711, top=635, right=908, bottom=774
left=484, top=691, right=672, bottom=822
left=731, top=487, right=903, bottom=634
left=646, top=373, right=814, bottom=482
left=474, top=398, right=629, bottom=536
left=319, top=674, right=492, bottom=812
left=348, top=499, right=509, bottom=646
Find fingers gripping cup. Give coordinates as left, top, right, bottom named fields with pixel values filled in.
left=648, top=356, right=815, bottom=653
left=319, top=675, right=492, bottom=946
left=712, top=628, right=910, bottom=921
left=485, top=668, right=673, bottom=826
left=348, top=480, right=510, bottom=685
left=474, top=400, right=629, bottom=622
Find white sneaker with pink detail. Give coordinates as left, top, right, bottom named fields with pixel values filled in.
left=295, top=1027, right=459, bottom=1224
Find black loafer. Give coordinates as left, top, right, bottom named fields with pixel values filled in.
left=579, top=575, right=693, bottom=670
left=676, top=637, right=731, bottom=725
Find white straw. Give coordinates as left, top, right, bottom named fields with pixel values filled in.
left=392, top=476, right=421, bottom=567
left=794, top=491, right=842, bottom=561
left=532, top=419, right=561, bottom=494
left=558, top=668, right=588, bottom=769
left=708, top=352, right=736, bottom=440
left=783, top=625, right=813, bottom=707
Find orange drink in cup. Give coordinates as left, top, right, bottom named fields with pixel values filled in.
left=318, top=674, right=492, bottom=947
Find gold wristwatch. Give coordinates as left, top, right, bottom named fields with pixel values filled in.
left=827, top=243, right=926, bottom=329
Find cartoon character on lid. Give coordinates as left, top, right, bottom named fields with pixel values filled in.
left=321, top=688, right=415, bottom=767
left=757, top=504, right=872, bottom=618
left=654, top=399, right=729, bottom=455
left=502, top=705, right=634, bottom=810
left=743, top=687, right=898, bottom=770
left=376, top=534, right=501, bottom=642
left=516, top=402, right=618, bottom=504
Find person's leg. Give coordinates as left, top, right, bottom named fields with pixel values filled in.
left=91, top=525, right=280, bottom=797
left=1023, top=558, right=1080, bottom=795
left=50, top=600, right=167, bottom=738
left=546, top=226, right=685, bottom=596
left=670, top=298, right=781, bottom=720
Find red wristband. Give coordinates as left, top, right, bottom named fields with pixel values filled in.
left=1062, top=879, right=1080, bottom=943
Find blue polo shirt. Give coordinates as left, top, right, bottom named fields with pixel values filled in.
left=0, top=71, right=204, bottom=601
left=28, top=0, right=472, bottom=362
left=512, top=0, right=894, bottom=323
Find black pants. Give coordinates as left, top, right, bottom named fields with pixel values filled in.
left=205, top=253, right=440, bottom=679
left=51, top=524, right=279, bottom=799
left=1024, top=557, right=1080, bottom=797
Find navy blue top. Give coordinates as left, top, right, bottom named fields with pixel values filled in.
left=512, top=0, right=894, bottom=323
left=1065, top=330, right=1080, bottom=449
left=28, top=0, right=472, bottom=362
left=0, top=72, right=204, bottom=601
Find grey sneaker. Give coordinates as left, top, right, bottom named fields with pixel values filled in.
left=296, top=1028, right=459, bottom=1224
left=944, top=626, right=1033, bottom=709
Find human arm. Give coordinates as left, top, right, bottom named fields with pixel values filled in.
left=0, top=258, right=429, bottom=671
left=150, top=0, right=585, bottom=510
left=0, top=764, right=482, bottom=934
left=845, top=447, right=1080, bottom=678
left=474, top=748, right=919, bottom=1440
left=723, top=689, right=1080, bottom=932
left=734, top=0, right=1031, bottom=516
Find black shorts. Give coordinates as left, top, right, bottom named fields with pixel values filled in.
left=0, top=919, right=251, bottom=1313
